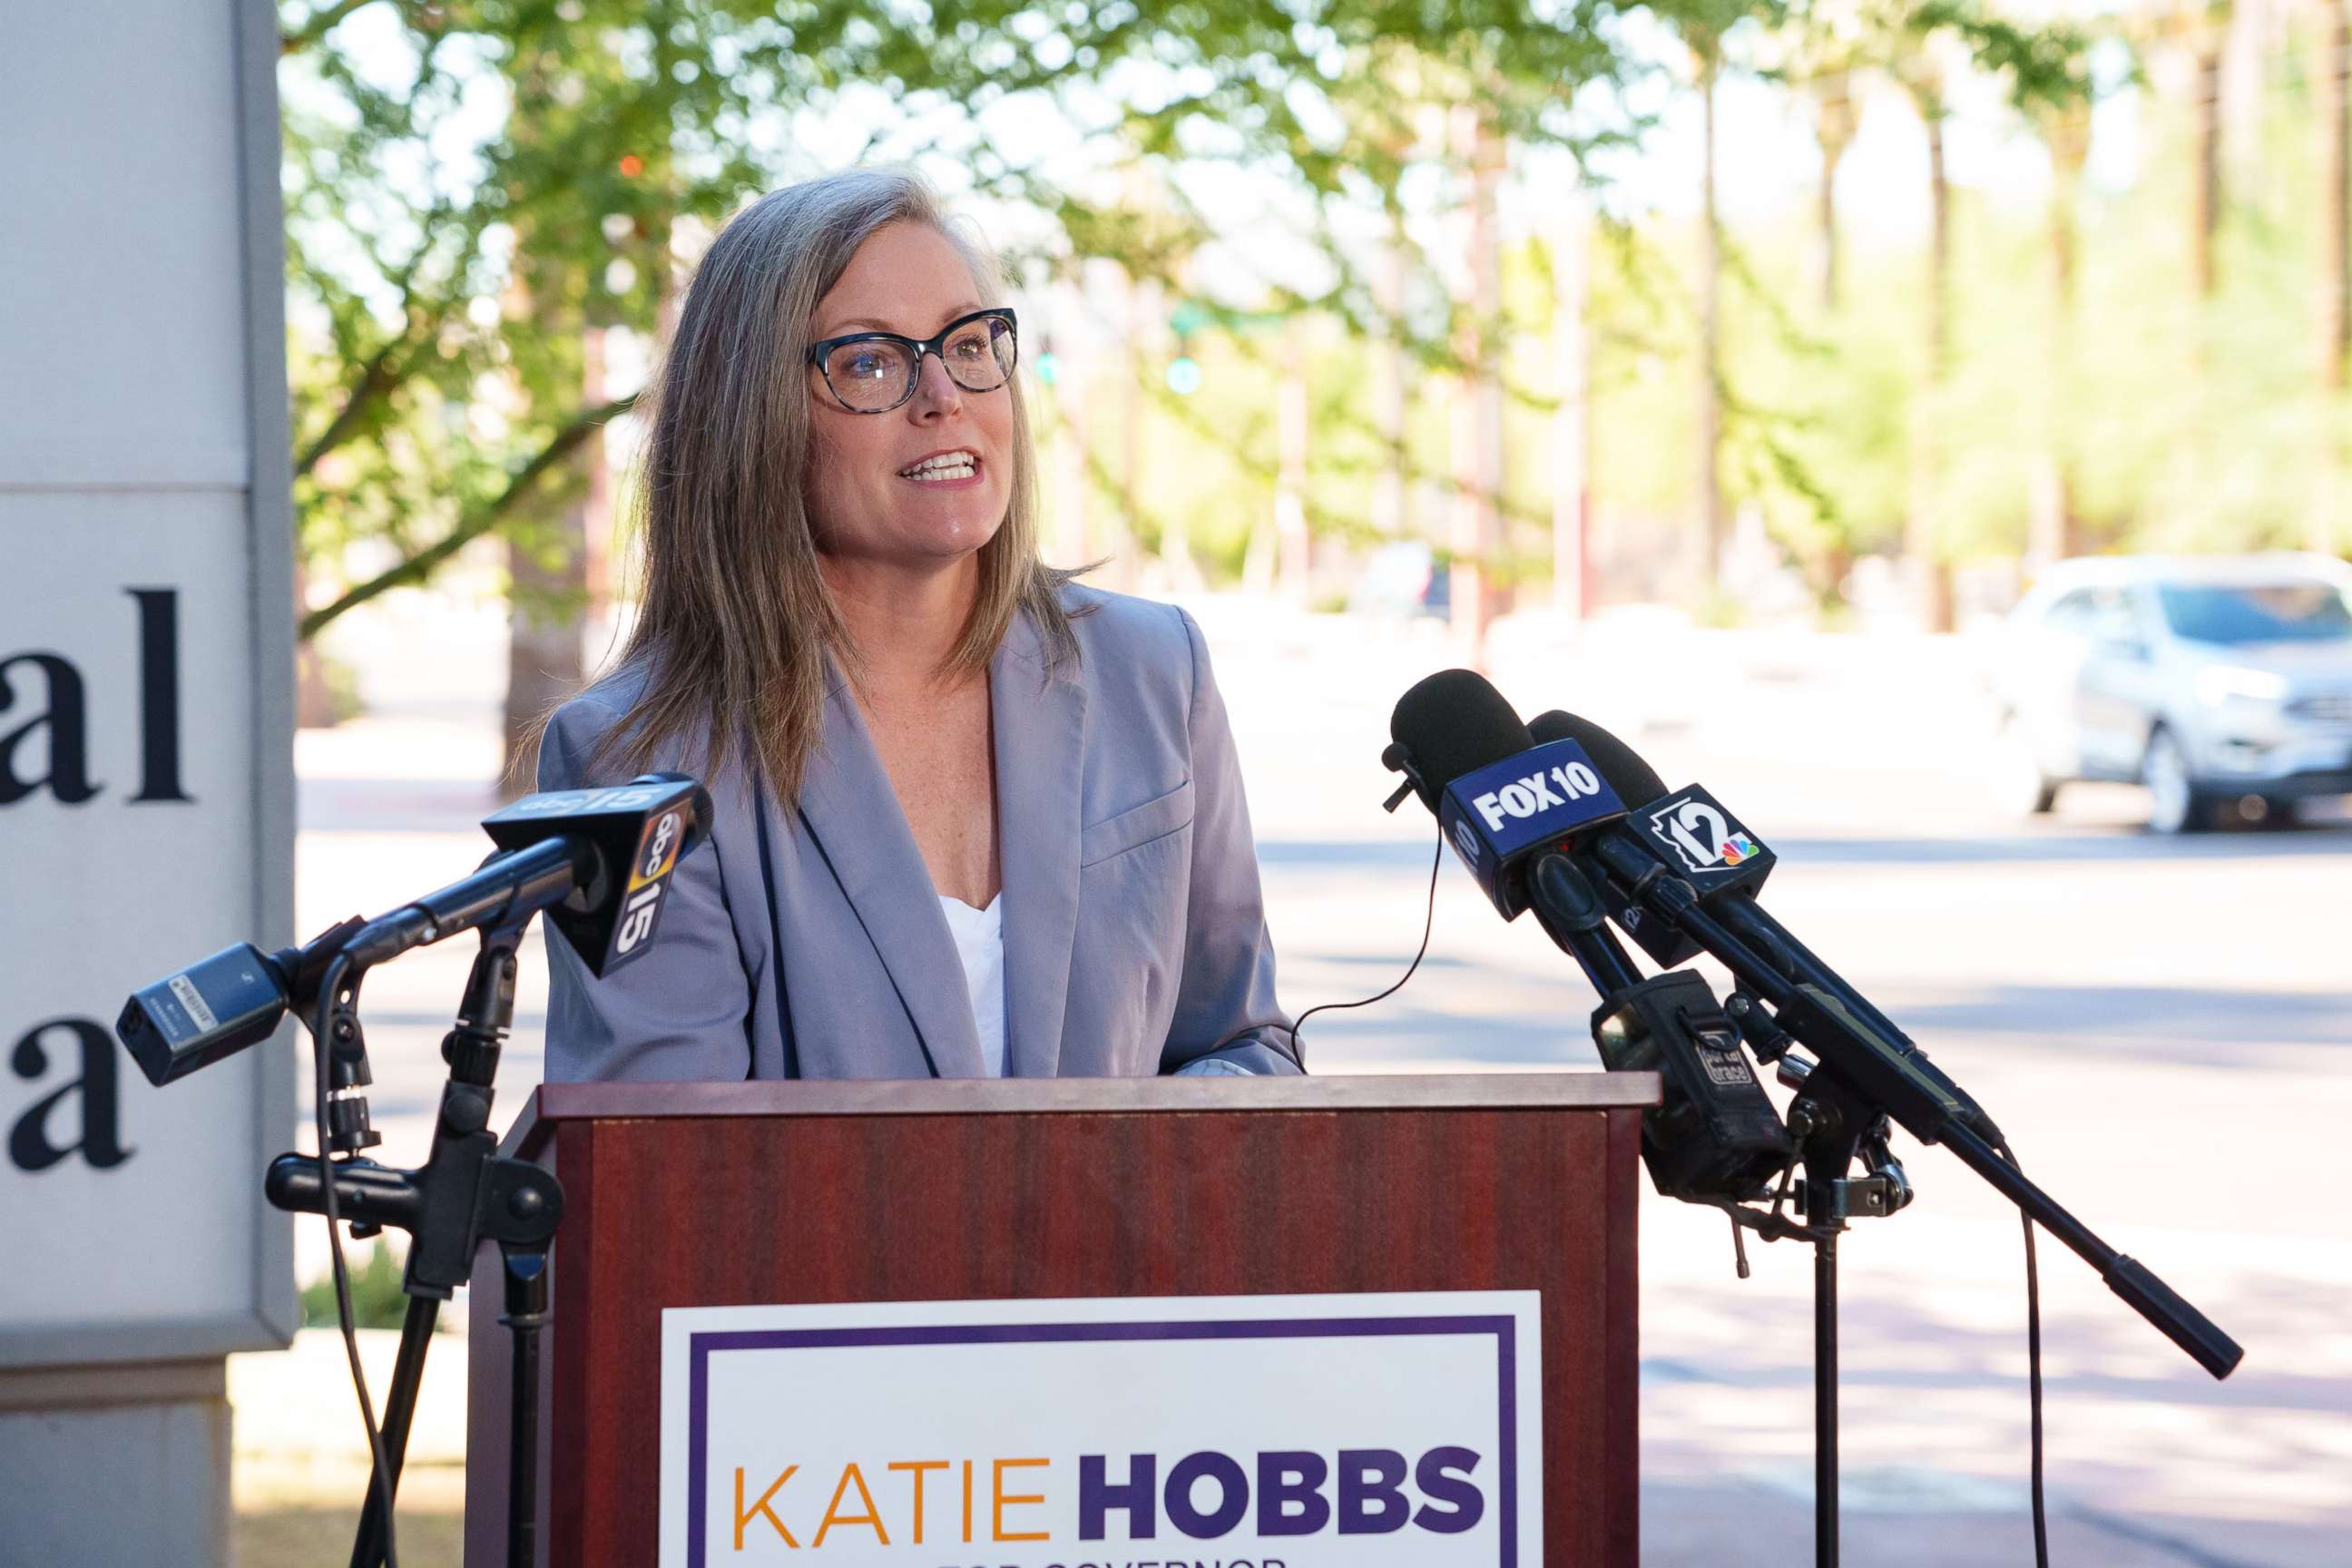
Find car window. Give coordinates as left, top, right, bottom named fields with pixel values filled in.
left=2156, top=582, right=2352, bottom=645
left=2086, top=586, right=2141, bottom=643
left=2043, top=589, right=2100, bottom=635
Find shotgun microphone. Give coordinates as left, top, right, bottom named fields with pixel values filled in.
left=1389, top=672, right=1792, bottom=1198
left=118, top=774, right=711, bottom=1087
left=1387, top=671, right=1645, bottom=991
left=1388, top=670, right=1630, bottom=920
left=1525, top=710, right=1705, bottom=967
left=1527, top=709, right=2000, bottom=1148
left=341, top=773, right=711, bottom=970
left=1529, top=710, right=2243, bottom=1383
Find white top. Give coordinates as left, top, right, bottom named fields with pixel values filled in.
left=938, top=892, right=1006, bottom=1076
left=936, top=892, right=1249, bottom=1079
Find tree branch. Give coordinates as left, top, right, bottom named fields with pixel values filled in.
left=299, top=393, right=638, bottom=641
left=296, top=333, right=408, bottom=479
left=291, top=193, right=476, bottom=480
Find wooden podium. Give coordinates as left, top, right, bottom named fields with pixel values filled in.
left=465, top=1072, right=1658, bottom=1566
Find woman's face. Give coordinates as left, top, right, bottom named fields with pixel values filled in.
left=805, top=221, right=1015, bottom=573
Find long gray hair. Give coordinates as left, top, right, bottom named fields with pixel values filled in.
left=588, top=168, right=1083, bottom=803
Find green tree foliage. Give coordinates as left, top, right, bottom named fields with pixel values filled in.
left=282, top=0, right=1848, bottom=630
left=299, top=1239, right=415, bottom=1329
left=281, top=0, right=2147, bottom=632
left=281, top=1, right=794, bottom=634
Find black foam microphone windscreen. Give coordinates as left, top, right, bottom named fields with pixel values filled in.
left=1389, top=669, right=1533, bottom=810
left=1525, top=709, right=1701, bottom=966
left=1526, top=709, right=1669, bottom=807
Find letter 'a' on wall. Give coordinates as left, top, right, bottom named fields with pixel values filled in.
left=0, top=0, right=298, bottom=1366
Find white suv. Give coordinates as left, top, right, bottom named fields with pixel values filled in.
left=1987, top=554, right=2352, bottom=832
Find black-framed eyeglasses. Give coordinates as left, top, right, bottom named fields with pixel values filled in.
left=807, top=308, right=1020, bottom=414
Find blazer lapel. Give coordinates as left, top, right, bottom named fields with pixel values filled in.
left=993, top=611, right=1087, bottom=1077
left=793, top=663, right=986, bottom=1078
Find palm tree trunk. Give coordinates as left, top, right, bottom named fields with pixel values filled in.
left=501, top=60, right=591, bottom=795
left=2331, top=5, right=2351, bottom=390
left=1814, top=73, right=1856, bottom=314
left=502, top=463, right=591, bottom=794
left=2034, top=111, right=2089, bottom=565
left=1906, top=76, right=1955, bottom=632
left=1697, top=41, right=1726, bottom=591
left=1275, top=319, right=1313, bottom=601
left=1553, top=195, right=1592, bottom=618
left=293, top=561, right=337, bottom=727
left=2322, top=3, right=2350, bottom=554
left=1119, top=269, right=1152, bottom=593
left=2194, top=24, right=2224, bottom=299
left=1374, top=212, right=1411, bottom=540
left=1448, top=98, right=1506, bottom=656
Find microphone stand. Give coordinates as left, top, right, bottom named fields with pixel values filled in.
left=1720, top=987, right=1919, bottom=1568
left=263, top=913, right=564, bottom=1568
left=1771, top=1054, right=1911, bottom=1568
left=1579, top=835, right=2244, bottom=1568
left=1375, top=738, right=2239, bottom=1563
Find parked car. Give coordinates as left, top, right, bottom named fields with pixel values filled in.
left=1346, top=540, right=1450, bottom=619
left=1986, top=554, right=2352, bottom=832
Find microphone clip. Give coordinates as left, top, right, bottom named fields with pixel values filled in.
left=1379, top=743, right=1426, bottom=814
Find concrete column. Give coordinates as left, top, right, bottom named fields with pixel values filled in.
left=0, top=1359, right=232, bottom=1564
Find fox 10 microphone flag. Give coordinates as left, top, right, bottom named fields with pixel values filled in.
left=1436, top=740, right=1628, bottom=918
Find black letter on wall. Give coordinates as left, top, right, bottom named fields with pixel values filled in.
left=129, top=588, right=191, bottom=803
left=8, top=1017, right=133, bottom=1171
left=0, top=653, right=100, bottom=805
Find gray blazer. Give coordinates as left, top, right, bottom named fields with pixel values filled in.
left=535, top=585, right=1301, bottom=1081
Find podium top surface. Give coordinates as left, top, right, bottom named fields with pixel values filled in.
left=504, top=1071, right=1660, bottom=1157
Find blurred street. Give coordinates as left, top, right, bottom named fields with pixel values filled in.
left=249, top=593, right=2352, bottom=1565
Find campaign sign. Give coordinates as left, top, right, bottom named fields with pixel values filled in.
left=1437, top=739, right=1626, bottom=915
left=661, top=1290, right=1544, bottom=1568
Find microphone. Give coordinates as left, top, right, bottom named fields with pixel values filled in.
left=118, top=773, right=711, bottom=1088
left=1527, top=709, right=1775, bottom=897
left=115, top=916, right=368, bottom=1087
left=1387, top=671, right=1645, bottom=993
left=1527, top=710, right=2000, bottom=1148
left=1389, top=671, right=1791, bottom=1199
left=343, top=773, right=712, bottom=970
left=1388, top=671, right=1633, bottom=923
left=1527, top=710, right=1707, bottom=966
left=1530, top=711, right=2244, bottom=1379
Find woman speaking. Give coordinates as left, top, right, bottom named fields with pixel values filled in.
left=535, top=169, right=1299, bottom=1082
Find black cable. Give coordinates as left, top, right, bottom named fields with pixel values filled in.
left=312, top=954, right=398, bottom=1568
left=1198, top=826, right=1447, bottom=1070
left=1999, top=1137, right=2049, bottom=1568
left=1286, top=828, right=1447, bottom=1055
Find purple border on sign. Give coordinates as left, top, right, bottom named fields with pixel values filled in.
left=683, top=1311, right=1522, bottom=1567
